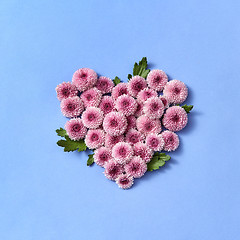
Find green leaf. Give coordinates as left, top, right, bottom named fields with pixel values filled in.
left=113, top=76, right=121, bottom=85
left=182, top=104, right=193, bottom=113
left=57, top=136, right=87, bottom=152
left=132, top=57, right=150, bottom=79
left=87, top=154, right=94, bottom=166
left=147, top=152, right=171, bottom=171
left=128, top=74, right=132, bottom=80
left=56, top=127, right=67, bottom=137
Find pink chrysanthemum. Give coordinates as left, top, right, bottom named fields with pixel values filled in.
left=159, top=96, right=169, bottom=108
left=105, top=134, right=124, bottom=148
left=85, top=129, right=105, bottom=149
left=145, top=133, right=164, bottom=151
left=99, top=96, right=115, bottom=115
left=137, top=88, right=158, bottom=103
left=126, top=115, right=137, bottom=132
left=162, top=106, right=188, bottom=132
left=94, top=147, right=112, bottom=167
left=65, top=118, right=87, bottom=140
left=133, top=142, right=154, bottom=163
left=116, top=174, right=134, bottom=189
left=147, top=69, right=168, bottom=91
left=136, top=115, right=162, bottom=135
left=125, top=156, right=147, bottom=178
left=103, top=112, right=127, bottom=136
left=128, top=76, right=147, bottom=97
left=135, top=100, right=144, bottom=117
left=112, top=83, right=129, bottom=100
left=104, top=160, right=123, bottom=180
left=125, top=129, right=144, bottom=145
left=60, top=96, right=84, bottom=118
left=72, top=68, right=98, bottom=92
left=56, top=82, right=78, bottom=101
left=82, top=107, right=104, bottom=129
left=143, top=97, right=164, bottom=119
left=95, top=76, right=114, bottom=94
left=80, top=87, right=102, bottom=108
left=115, top=94, right=137, bottom=117
left=163, top=80, right=188, bottom=104
left=161, top=130, right=179, bottom=152
left=112, top=142, right=133, bottom=165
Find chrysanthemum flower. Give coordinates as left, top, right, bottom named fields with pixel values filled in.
left=161, top=130, right=179, bottom=152
left=159, top=96, right=169, bottom=108
left=99, top=96, right=115, bottom=115
left=125, top=129, right=144, bottom=145
left=147, top=69, right=168, bottom=91
left=56, top=82, right=78, bottom=101
left=162, top=106, right=188, bottom=131
left=65, top=118, right=87, bottom=140
left=133, top=142, right=154, bottom=163
left=126, top=115, right=137, bottom=132
left=128, top=76, right=147, bottom=97
left=112, top=142, right=133, bottom=165
left=80, top=87, right=102, bottom=108
left=136, top=115, right=161, bottom=135
left=116, top=174, right=134, bottom=189
left=60, top=96, right=84, bottom=118
left=105, top=134, right=124, bottom=148
left=137, top=88, right=158, bottom=103
left=143, top=97, right=164, bottom=119
left=125, top=156, right=147, bottom=178
left=72, top=68, right=98, bottom=92
left=95, top=76, right=114, bottom=94
left=145, top=133, right=164, bottom=151
left=94, top=147, right=112, bottom=167
left=163, top=80, right=188, bottom=104
left=85, top=129, right=105, bottom=149
left=82, top=107, right=104, bottom=129
left=115, top=94, right=137, bottom=117
left=103, top=112, right=127, bottom=136
left=112, top=83, right=129, bottom=100
left=135, top=100, right=144, bottom=117
left=104, top=160, right=123, bottom=180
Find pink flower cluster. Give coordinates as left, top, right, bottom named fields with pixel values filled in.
left=56, top=67, right=189, bottom=189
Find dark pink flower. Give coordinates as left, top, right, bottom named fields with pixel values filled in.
left=115, top=94, right=137, bottom=117
left=147, top=69, right=168, bottom=91
left=136, top=115, right=161, bottom=135
left=104, top=160, right=123, bottom=180
left=133, top=142, right=153, bottom=163
left=99, top=96, right=115, bottom=115
left=161, top=130, right=179, bottom=152
left=80, top=87, right=102, bottom=107
left=162, top=106, right=188, bottom=131
left=116, top=174, right=134, bottom=189
left=105, top=134, right=124, bottom=148
left=137, top=88, right=158, bottom=103
left=126, top=115, right=137, bottom=132
left=82, top=107, right=104, bottom=129
left=95, top=76, right=114, bottom=94
left=159, top=96, right=169, bottom=108
left=112, top=142, right=133, bottom=165
left=135, top=100, right=144, bottom=117
left=56, top=82, right=78, bottom=101
left=128, top=76, right=147, bottom=97
left=85, top=129, right=105, bottom=149
left=125, top=156, right=147, bottom=178
left=125, top=129, right=144, bottom=145
left=60, top=96, right=84, bottom=118
left=65, top=118, right=87, bottom=140
left=143, top=97, right=164, bottom=119
left=94, top=147, right=112, bottom=167
left=145, top=133, right=164, bottom=151
left=112, top=83, right=129, bottom=100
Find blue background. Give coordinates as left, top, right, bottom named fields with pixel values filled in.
left=1, top=0, right=240, bottom=239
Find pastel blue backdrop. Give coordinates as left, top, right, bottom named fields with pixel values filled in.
left=1, top=0, right=240, bottom=239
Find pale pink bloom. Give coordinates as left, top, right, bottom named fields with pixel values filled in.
left=60, top=96, right=84, bottom=118
left=56, top=82, right=78, bottom=101
left=159, top=96, right=169, bottom=108
left=125, top=129, right=144, bottom=145
left=147, top=69, right=168, bottom=91
left=94, top=147, right=112, bottom=167
left=104, top=160, right=123, bottom=180
left=105, top=134, right=124, bottom=148
left=162, top=106, right=188, bottom=132
left=161, top=130, right=179, bottom=152
left=99, top=96, right=115, bottom=115
left=128, top=76, right=147, bottom=97
left=136, top=115, right=161, bottom=135
left=163, top=80, right=188, bottom=104
left=125, top=156, right=147, bottom=178
left=126, top=115, right=137, bottom=132
left=72, top=68, right=97, bottom=92
left=95, top=76, right=114, bottom=94
left=112, top=142, right=133, bottom=165
left=65, top=118, right=87, bottom=140
left=145, top=133, right=164, bottom=151
left=115, top=94, right=137, bottom=117
left=143, top=97, right=164, bottom=119
left=80, top=87, right=102, bottom=107
left=133, top=142, right=153, bottom=163
left=112, top=83, right=129, bottom=100
left=137, top=88, right=158, bottom=103
left=82, top=107, right=104, bottom=129
left=103, top=112, right=127, bottom=136
left=85, top=129, right=105, bottom=149
left=116, top=174, right=134, bottom=189
left=135, top=100, right=144, bottom=117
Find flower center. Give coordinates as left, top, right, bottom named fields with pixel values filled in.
left=72, top=124, right=81, bottom=132
left=100, top=153, right=107, bottom=161
left=88, top=113, right=95, bottom=121
left=151, top=103, right=158, bottom=111
left=173, top=87, right=180, bottom=94
left=110, top=119, right=118, bottom=127
left=130, top=135, right=137, bottom=143
left=62, top=89, right=70, bottom=96
left=119, top=147, right=126, bottom=156
left=91, top=133, right=99, bottom=141
left=145, top=122, right=152, bottom=131
left=67, top=103, right=75, bottom=111
left=120, top=178, right=129, bottom=185
left=172, top=114, right=179, bottom=122
left=151, top=139, right=158, bottom=147
left=134, top=82, right=143, bottom=91
left=86, top=94, right=92, bottom=101
left=81, top=73, right=87, bottom=79
left=154, top=76, right=161, bottom=83
left=122, top=100, right=129, bottom=107
left=120, top=89, right=127, bottom=95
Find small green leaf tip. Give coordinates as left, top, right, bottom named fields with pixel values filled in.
left=132, top=57, right=151, bottom=79
left=147, top=152, right=171, bottom=171
left=56, top=127, right=67, bottom=137
left=57, top=135, right=87, bottom=152
left=113, top=76, right=121, bottom=85
left=87, top=154, right=94, bottom=166
left=128, top=74, right=132, bottom=80
left=182, top=104, right=193, bottom=113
